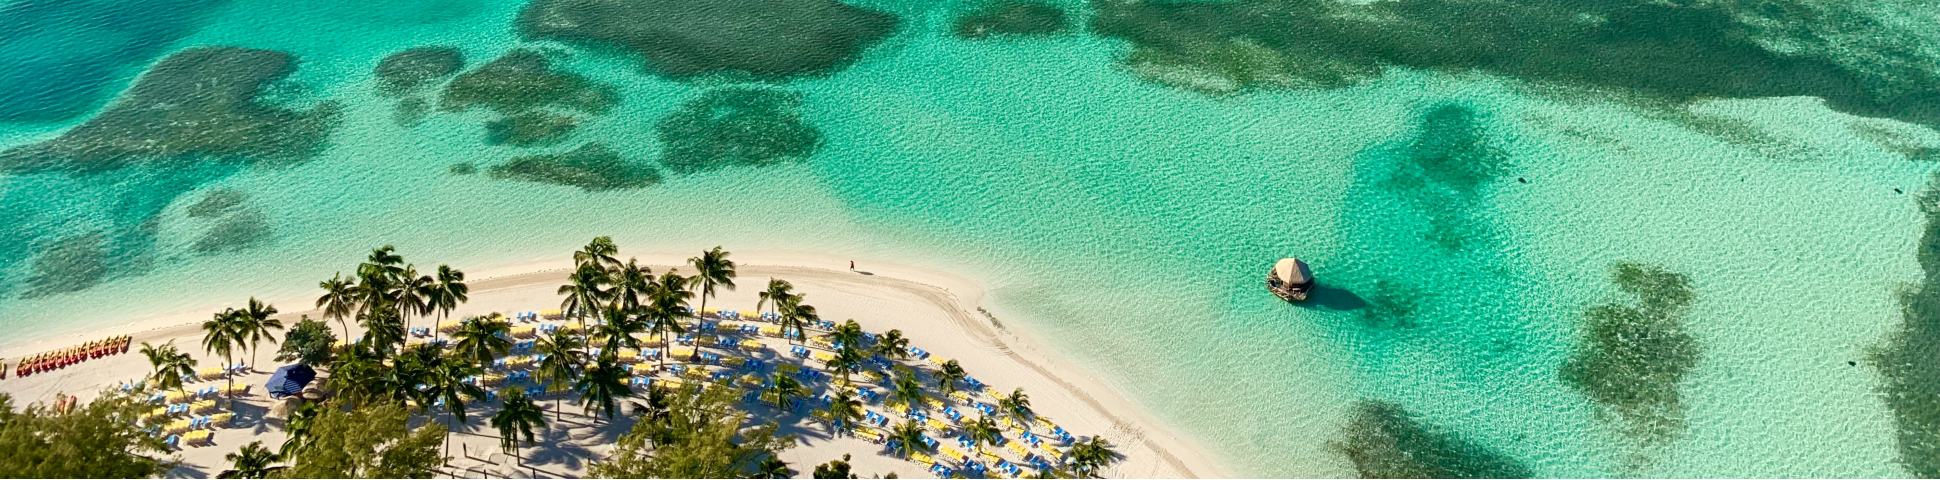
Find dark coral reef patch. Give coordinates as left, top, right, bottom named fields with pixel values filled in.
left=488, top=143, right=662, bottom=191
left=486, top=111, right=580, bottom=147
left=1560, top=262, right=1699, bottom=447
left=515, top=0, right=898, bottom=81
left=1372, top=102, right=1511, bottom=251
left=0, top=47, right=341, bottom=173
left=1335, top=400, right=1533, bottom=478
left=22, top=232, right=113, bottom=299
left=1087, top=0, right=1940, bottom=128
left=0, top=0, right=229, bottom=122
left=1873, top=179, right=1940, bottom=477
left=375, top=46, right=465, bottom=95
left=655, top=86, right=821, bottom=173
left=952, top=0, right=1069, bottom=39
left=439, top=48, right=619, bottom=116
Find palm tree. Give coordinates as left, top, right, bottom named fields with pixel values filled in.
left=777, top=294, right=818, bottom=345
left=631, top=384, right=673, bottom=426
left=356, top=246, right=405, bottom=317
left=612, top=259, right=653, bottom=311
left=450, top=315, right=512, bottom=366
left=757, top=278, right=794, bottom=321
left=888, top=420, right=929, bottom=458
left=876, top=329, right=910, bottom=360
left=425, top=265, right=469, bottom=343
left=766, top=372, right=806, bottom=411
left=139, top=341, right=196, bottom=392
left=1000, top=388, right=1034, bottom=431
left=1067, top=437, right=1124, bottom=477
left=963, top=416, right=1002, bottom=456
left=756, top=457, right=793, bottom=479
left=558, top=263, right=611, bottom=343
left=202, top=309, right=244, bottom=408
left=317, top=274, right=358, bottom=340
left=323, top=343, right=389, bottom=402
left=234, top=298, right=283, bottom=371
left=829, top=319, right=865, bottom=352
left=491, top=388, right=546, bottom=468
left=890, top=369, right=926, bottom=411
left=533, top=330, right=586, bottom=421
left=573, top=236, right=621, bottom=271
left=278, top=401, right=320, bottom=459
left=646, top=271, right=693, bottom=365
left=423, top=355, right=484, bottom=464
left=576, top=356, right=632, bottom=423
left=394, top=266, right=434, bottom=347
left=824, top=346, right=866, bottom=386
left=357, top=309, right=406, bottom=356
left=218, top=441, right=283, bottom=478
left=687, top=246, right=737, bottom=320
left=591, top=304, right=646, bottom=355
left=820, top=388, right=864, bottom=435
left=936, top=359, right=967, bottom=398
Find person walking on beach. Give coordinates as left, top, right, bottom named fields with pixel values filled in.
left=849, top=260, right=855, bottom=270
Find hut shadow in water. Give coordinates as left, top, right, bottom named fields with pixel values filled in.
left=1302, top=284, right=1369, bottom=312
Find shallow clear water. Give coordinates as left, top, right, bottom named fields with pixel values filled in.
left=0, top=0, right=1934, bottom=476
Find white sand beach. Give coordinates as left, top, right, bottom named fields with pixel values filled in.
left=0, top=250, right=1226, bottom=478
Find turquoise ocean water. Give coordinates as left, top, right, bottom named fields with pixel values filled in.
left=1, top=0, right=1936, bottom=476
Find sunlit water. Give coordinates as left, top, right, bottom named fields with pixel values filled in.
left=0, top=0, right=1933, bottom=476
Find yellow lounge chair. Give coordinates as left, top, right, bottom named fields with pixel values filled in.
left=631, top=363, right=657, bottom=375
left=510, top=326, right=537, bottom=339
left=190, top=400, right=217, bottom=414
left=738, top=310, right=759, bottom=320
left=910, top=451, right=934, bottom=465
left=209, top=412, right=234, bottom=428
left=165, top=419, right=192, bottom=434
left=926, top=398, right=946, bottom=410
left=165, top=390, right=194, bottom=403
left=738, top=340, right=763, bottom=352
left=437, top=320, right=463, bottom=333
left=926, top=418, right=952, bottom=432
left=670, top=347, right=697, bottom=359
left=811, top=351, right=836, bottom=363
left=540, top=309, right=562, bottom=319
left=722, top=356, right=747, bottom=368
left=928, top=356, right=950, bottom=367
left=197, top=367, right=225, bottom=380
left=759, top=325, right=783, bottom=337
left=644, top=337, right=666, bottom=348
left=1007, top=441, right=1031, bottom=457
left=222, top=384, right=251, bottom=396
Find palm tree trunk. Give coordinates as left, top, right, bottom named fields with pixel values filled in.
left=336, top=316, right=351, bottom=345
left=224, top=353, right=235, bottom=410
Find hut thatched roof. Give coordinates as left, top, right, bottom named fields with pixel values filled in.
left=1274, top=258, right=1311, bottom=285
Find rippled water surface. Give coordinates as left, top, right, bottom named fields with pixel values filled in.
left=1, top=0, right=1936, bottom=476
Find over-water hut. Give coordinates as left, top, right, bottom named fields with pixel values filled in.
left=1268, top=258, right=1314, bottom=302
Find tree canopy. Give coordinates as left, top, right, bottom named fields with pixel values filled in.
left=0, top=392, right=172, bottom=478
left=591, top=384, right=794, bottom=478
left=277, top=400, right=445, bottom=478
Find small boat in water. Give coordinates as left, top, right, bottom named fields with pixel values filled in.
left=1268, top=258, right=1314, bottom=302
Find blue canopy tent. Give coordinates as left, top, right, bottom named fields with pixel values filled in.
left=266, top=364, right=316, bottom=399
